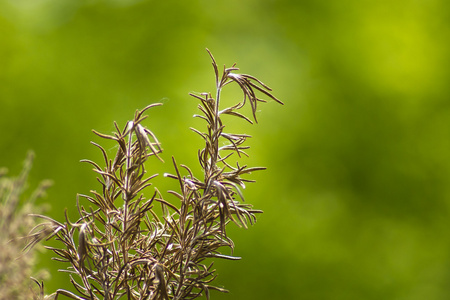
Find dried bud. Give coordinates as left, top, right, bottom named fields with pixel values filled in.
left=78, top=223, right=88, bottom=267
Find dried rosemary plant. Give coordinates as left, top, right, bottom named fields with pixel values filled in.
left=32, top=50, right=282, bottom=299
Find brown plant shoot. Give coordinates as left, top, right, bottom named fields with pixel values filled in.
left=31, top=50, right=283, bottom=299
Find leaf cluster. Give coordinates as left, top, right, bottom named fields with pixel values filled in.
left=30, top=50, right=282, bottom=300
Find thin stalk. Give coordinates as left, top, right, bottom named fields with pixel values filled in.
left=212, top=85, right=222, bottom=170
left=122, top=124, right=134, bottom=276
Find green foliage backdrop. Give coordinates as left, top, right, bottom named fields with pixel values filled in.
left=1, top=0, right=450, bottom=299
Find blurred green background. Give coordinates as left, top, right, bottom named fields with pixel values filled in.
left=1, top=0, right=450, bottom=299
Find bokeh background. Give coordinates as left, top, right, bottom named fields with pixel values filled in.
left=1, top=0, right=450, bottom=299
